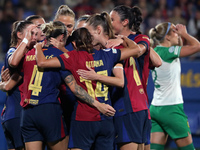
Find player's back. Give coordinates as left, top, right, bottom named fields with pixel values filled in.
left=21, top=46, right=64, bottom=107
left=58, top=48, right=121, bottom=121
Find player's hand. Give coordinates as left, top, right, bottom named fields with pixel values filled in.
left=50, top=37, right=65, bottom=50
left=1, top=66, right=10, bottom=82
left=106, top=38, right=123, bottom=48
left=175, top=24, right=187, bottom=36
left=96, top=103, right=116, bottom=117
left=77, top=66, right=97, bottom=80
left=34, top=41, right=45, bottom=50
left=25, top=24, right=37, bottom=42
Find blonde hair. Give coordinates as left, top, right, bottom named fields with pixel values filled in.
left=54, top=5, right=75, bottom=20
left=149, top=22, right=172, bottom=47
left=41, top=21, right=67, bottom=41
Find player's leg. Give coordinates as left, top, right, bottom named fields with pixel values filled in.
left=47, top=136, right=68, bottom=150
left=169, top=105, right=195, bottom=150
left=175, top=133, right=195, bottom=150
left=25, top=141, right=43, bottom=150
left=119, top=142, right=138, bottom=150
left=149, top=105, right=168, bottom=150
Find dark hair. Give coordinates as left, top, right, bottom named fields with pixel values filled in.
left=41, top=21, right=67, bottom=41
left=149, top=22, right=172, bottom=47
left=71, top=27, right=93, bottom=53
left=25, top=15, right=43, bottom=22
left=75, top=14, right=90, bottom=28
left=112, top=5, right=143, bottom=34
left=77, top=14, right=90, bottom=22
left=10, top=20, right=33, bottom=47
left=86, top=12, right=115, bottom=39
left=54, top=5, right=75, bottom=20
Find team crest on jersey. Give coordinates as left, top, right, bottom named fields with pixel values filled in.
left=63, top=53, right=69, bottom=58
left=169, top=47, right=174, bottom=53
left=112, top=48, right=117, bottom=53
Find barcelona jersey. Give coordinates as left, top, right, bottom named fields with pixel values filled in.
left=57, top=48, right=121, bottom=121
left=112, top=34, right=150, bottom=117
left=1, top=47, right=23, bottom=123
left=128, top=34, right=150, bottom=97
left=20, top=46, right=70, bottom=107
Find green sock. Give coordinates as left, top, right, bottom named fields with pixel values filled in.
left=150, top=143, right=164, bottom=150
left=179, top=143, right=195, bottom=150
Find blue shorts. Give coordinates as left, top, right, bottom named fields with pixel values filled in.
left=145, top=118, right=151, bottom=145
left=21, top=103, right=68, bottom=143
left=68, top=119, right=115, bottom=150
left=114, top=110, right=149, bottom=144
left=2, top=118, right=24, bottom=149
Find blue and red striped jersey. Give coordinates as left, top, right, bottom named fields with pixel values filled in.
left=1, top=47, right=23, bottom=123
left=57, top=48, right=121, bottom=121
left=20, top=46, right=69, bottom=107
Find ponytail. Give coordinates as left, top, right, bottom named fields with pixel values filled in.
left=86, top=12, right=115, bottom=39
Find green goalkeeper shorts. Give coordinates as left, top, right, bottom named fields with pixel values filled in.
left=150, top=103, right=191, bottom=139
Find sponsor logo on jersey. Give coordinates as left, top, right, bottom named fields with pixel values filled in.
left=86, top=60, right=104, bottom=68
left=24, top=99, right=39, bottom=105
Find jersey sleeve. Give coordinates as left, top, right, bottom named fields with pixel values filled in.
left=57, top=52, right=73, bottom=71
left=134, top=35, right=150, bottom=50
left=157, top=46, right=181, bottom=63
left=110, top=48, right=121, bottom=64
left=60, top=69, right=72, bottom=80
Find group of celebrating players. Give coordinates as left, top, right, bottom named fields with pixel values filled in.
left=1, top=3, right=200, bottom=150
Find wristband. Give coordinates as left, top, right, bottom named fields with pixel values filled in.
left=113, top=66, right=123, bottom=69
left=22, top=38, right=28, bottom=44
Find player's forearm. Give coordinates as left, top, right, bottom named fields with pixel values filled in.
left=181, top=32, right=199, bottom=46
left=9, top=42, right=27, bottom=67
left=96, top=75, right=124, bottom=88
left=35, top=44, right=47, bottom=68
left=65, top=75, right=96, bottom=106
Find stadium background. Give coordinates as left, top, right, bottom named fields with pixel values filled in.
left=0, top=0, right=199, bottom=149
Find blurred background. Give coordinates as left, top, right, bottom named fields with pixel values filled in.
left=0, top=0, right=199, bottom=149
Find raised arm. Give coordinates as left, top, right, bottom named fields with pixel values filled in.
left=119, top=36, right=146, bottom=60
left=176, top=24, right=200, bottom=57
left=35, top=42, right=61, bottom=68
left=0, top=73, right=22, bottom=92
left=77, top=63, right=124, bottom=88
left=9, top=25, right=37, bottom=67
left=64, top=74, right=116, bottom=116
left=149, top=47, right=162, bottom=67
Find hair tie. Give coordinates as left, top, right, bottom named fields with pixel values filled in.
left=164, top=22, right=171, bottom=37
left=161, top=22, right=171, bottom=40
